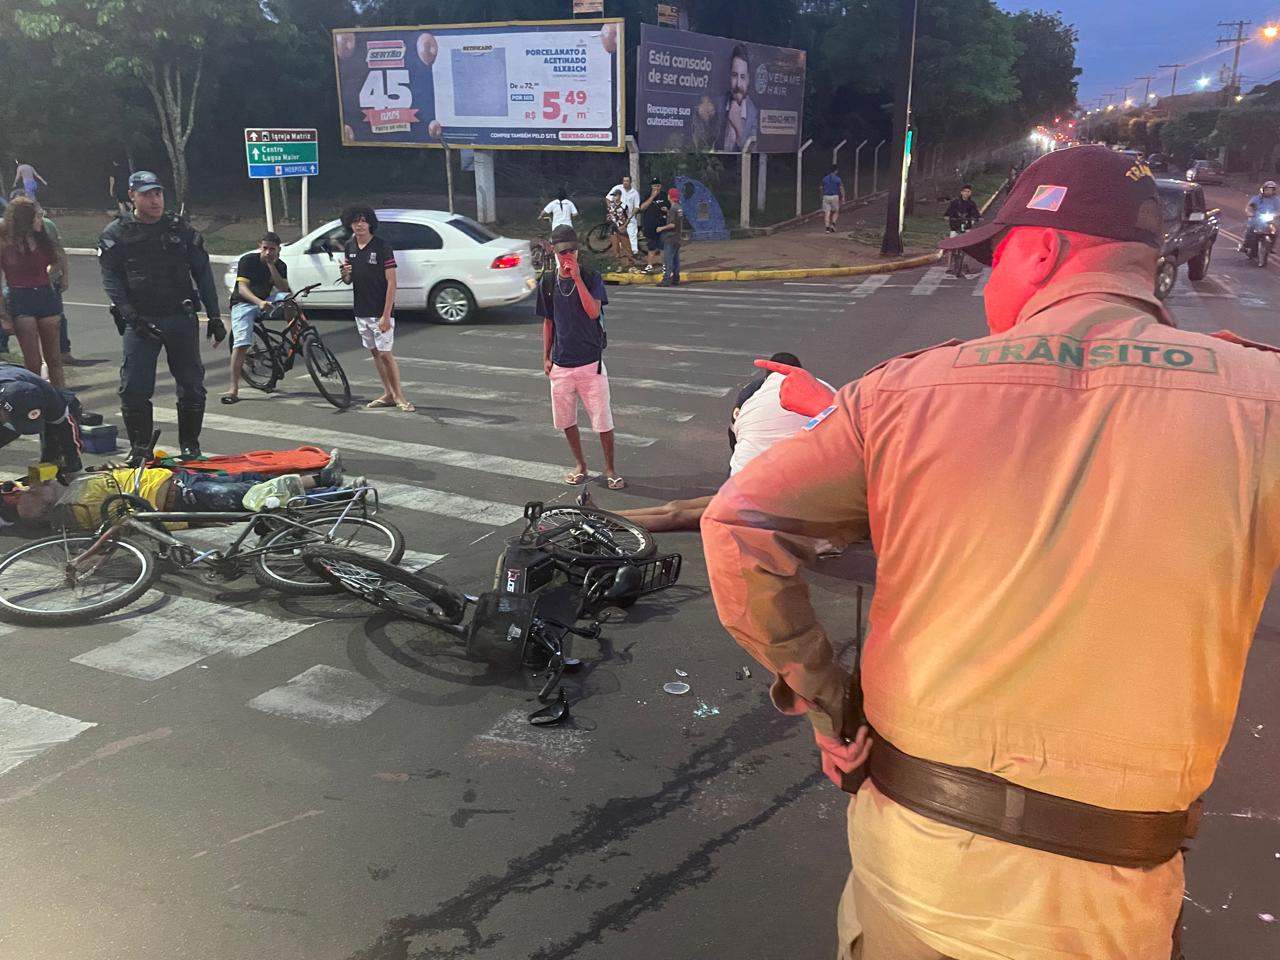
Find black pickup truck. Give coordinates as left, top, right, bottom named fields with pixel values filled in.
left=1155, top=179, right=1219, bottom=299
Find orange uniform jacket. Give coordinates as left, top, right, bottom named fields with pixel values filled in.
left=701, top=244, right=1280, bottom=959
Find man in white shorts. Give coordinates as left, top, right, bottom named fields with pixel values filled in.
left=536, top=225, right=623, bottom=489
left=339, top=205, right=413, bottom=411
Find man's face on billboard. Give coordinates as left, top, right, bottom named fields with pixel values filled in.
left=729, top=57, right=749, bottom=103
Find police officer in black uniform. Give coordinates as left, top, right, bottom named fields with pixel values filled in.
left=98, top=171, right=225, bottom=464
left=0, top=364, right=82, bottom=474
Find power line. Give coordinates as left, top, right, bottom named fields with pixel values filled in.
left=1217, top=20, right=1252, bottom=93
left=1158, top=64, right=1184, bottom=96
left=1135, top=75, right=1155, bottom=103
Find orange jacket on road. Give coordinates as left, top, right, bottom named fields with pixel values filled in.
left=701, top=243, right=1280, bottom=959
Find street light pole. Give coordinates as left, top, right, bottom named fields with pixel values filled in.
left=1136, top=75, right=1154, bottom=104
left=880, top=0, right=919, bottom=257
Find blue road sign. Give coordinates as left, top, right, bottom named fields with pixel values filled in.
left=247, top=162, right=319, bottom=178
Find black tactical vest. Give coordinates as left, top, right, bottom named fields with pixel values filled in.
left=116, top=214, right=197, bottom=315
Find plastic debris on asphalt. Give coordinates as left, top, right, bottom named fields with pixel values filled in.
left=693, top=701, right=721, bottom=718
left=675, top=669, right=689, bottom=677
left=737, top=666, right=752, bottom=680
left=663, top=681, right=691, bottom=695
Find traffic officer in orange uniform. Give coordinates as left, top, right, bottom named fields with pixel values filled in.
left=701, top=144, right=1280, bottom=960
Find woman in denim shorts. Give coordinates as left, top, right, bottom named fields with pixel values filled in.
left=0, top=197, right=66, bottom=387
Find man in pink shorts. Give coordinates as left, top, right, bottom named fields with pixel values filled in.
left=536, top=225, right=623, bottom=489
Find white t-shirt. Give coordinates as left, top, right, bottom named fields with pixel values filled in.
left=730, top=372, right=830, bottom=476
left=607, top=184, right=641, bottom=214
left=543, top=199, right=578, bottom=229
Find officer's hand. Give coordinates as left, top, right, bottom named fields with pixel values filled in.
left=0, top=314, right=11, bottom=335
left=754, top=358, right=837, bottom=418
left=207, top=315, right=227, bottom=346
left=815, top=725, right=873, bottom=789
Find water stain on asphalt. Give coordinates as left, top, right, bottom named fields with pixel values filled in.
left=346, top=703, right=812, bottom=960
left=449, top=808, right=515, bottom=829
left=368, top=864, right=398, bottom=881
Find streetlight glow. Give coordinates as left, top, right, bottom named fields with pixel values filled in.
left=1264, top=24, right=1279, bottom=40
left=1197, top=76, right=1211, bottom=89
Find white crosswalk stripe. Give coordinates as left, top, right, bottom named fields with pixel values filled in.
left=457, top=327, right=761, bottom=361
left=247, top=664, right=391, bottom=725
left=0, top=696, right=96, bottom=779
left=395, top=356, right=731, bottom=397
left=70, top=596, right=315, bottom=681
left=851, top=275, right=890, bottom=298
left=373, top=482, right=523, bottom=526
left=910, top=266, right=949, bottom=296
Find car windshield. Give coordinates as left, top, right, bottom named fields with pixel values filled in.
left=1157, top=188, right=1184, bottom=226
left=447, top=216, right=498, bottom=244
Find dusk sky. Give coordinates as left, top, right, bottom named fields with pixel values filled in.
left=997, top=1, right=1280, bottom=107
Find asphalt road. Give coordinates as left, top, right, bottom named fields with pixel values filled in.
left=0, top=249, right=1275, bottom=959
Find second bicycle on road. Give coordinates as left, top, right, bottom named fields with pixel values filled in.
left=241, top=282, right=352, bottom=409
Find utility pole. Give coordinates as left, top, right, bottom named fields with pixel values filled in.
left=1217, top=20, right=1252, bottom=94
left=880, top=0, right=919, bottom=257
left=1136, top=75, right=1155, bottom=104
left=1120, top=85, right=1131, bottom=109
left=1159, top=64, right=1184, bottom=96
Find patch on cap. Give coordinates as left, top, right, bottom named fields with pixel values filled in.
left=1026, top=185, right=1069, bottom=212
left=26, top=408, right=40, bottom=420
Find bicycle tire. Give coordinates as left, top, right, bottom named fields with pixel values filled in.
left=302, top=545, right=467, bottom=625
left=253, top=514, right=405, bottom=596
left=534, top=506, right=656, bottom=564
left=242, top=325, right=281, bottom=391
left=302, top=332, right=353, bottom=409
left=585, top=221, right=614, bottom=254
left=0, top=533, right=158, bottom=626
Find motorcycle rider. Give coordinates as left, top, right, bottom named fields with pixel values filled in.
left=1241, top=179, right=1280, bottom=258
left=942, top=185, right=981, bottom=278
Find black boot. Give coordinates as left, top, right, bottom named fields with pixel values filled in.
left=120, top=404, right=154, bottom=467
left=177, top=403, right=205, bottom=459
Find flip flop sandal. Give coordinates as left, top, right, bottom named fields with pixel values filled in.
left=396, top=401, right=416, bottom=412
left=220, top=395, right=240, bottom=405
left=565, top=471, right=587, bottom=485
left=607, top=476, right=626, bottom=490
left=366, top=398, right=394, bottom=409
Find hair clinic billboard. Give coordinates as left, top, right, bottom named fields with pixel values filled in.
left=637, top=23, right=805, bottom=154
left=333, top=19, right=625, bottom=151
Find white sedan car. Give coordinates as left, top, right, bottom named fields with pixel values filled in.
left=223, top=209, right=536, bottom=324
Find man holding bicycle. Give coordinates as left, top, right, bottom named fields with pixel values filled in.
left=223, top=232, right=291, bottom=405
left=942, top=185, right=981, bottom=279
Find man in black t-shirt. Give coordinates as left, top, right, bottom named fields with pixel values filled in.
left=638, top=177, right=669, bottom=275
left=535, top=225, right=623, bottom=489
left=338, top=205, right=413, bottom=411
left=223, top=232, right=290, bottom=404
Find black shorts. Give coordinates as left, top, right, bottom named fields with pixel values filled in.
left=644, top=229, right=663, bottom=251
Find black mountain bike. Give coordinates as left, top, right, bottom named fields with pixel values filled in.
left=242, top=283, right=352, bottom=409
left=302, top=501, right=682, bottom=704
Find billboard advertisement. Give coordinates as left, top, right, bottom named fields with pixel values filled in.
left=637, top=23, right=805, bottom=154
left=333, top=19, right=625, bottom=151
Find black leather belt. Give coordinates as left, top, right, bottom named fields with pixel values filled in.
left=867, top=737, right=1200, bottom=869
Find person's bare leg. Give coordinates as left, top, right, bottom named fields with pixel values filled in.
left=600, top=429, right=617, bottom=479
left=382, top=351, right=408, bottom=404
left=563, top=425, right=588, bottom=477
left=37, top=316, right=63, bottom=387
left=369, top=349, right=392, bottom=403
left=12, top=316, right=42, bottom=377
left=226, top=345, right=248, bottom=399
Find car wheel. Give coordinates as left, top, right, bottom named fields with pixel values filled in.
left=1154, top=259, right=1177, bottom=300
left=428, top=281, right=476, bottom=324
left=1187, top=242, right=1212, bottom=281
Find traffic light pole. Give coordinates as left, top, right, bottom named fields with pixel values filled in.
left=880, top=0, right=919, bottom=257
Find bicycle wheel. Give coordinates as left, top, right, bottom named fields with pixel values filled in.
left=534, top=506, right=656, bottom=564
left=585, top=222, right=614, bottom=254
left=302, top=332, right=353, bottom=409
left=302, top=546, right=467, bottom=625
left=0, top=533, right=158, bottom=626
left=253, top=514, right=404, bottom=596
left=241, top=325, right=281, bottom=391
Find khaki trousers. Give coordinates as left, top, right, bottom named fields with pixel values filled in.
left=842, top=870, right=957, bottom=960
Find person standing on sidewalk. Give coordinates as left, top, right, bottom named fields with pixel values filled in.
left=31, top=204, right=80, bottom=366
left=99, top=171, right=225, bottom=462
left=0, top=197, right=67, bottom=388
left=536, top=225, right=624, bottom=490
left=606, top=188, right=632, bottom=269
left=339, top=205, right=413, bottom=413
left=639, top=177, right=669, bottom=275
left=821, top=165, right=846, bottom=232
left=605, top=174, right=641, bottom=257
left=702, top=145, right=1270, bottom=960
left=657, top=187, right=684, bottom=286
left=12, top=161, right=47, bottom=202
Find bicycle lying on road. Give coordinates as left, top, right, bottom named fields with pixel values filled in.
left=0, top=433, right=403, bottom=625
left=302, top=500, right=682, bottom=711
left=241, top=282, right=352, bottom=409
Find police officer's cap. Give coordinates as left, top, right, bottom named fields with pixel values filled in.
left=128, top=171, right=164, bottom=194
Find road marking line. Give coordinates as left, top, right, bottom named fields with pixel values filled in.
left=910, top=266, right=948, bottom=295
left=457, top=328, right=761, bottom=360
left=394, top=356, right=729, bottom=397
left=0, top=696, right=96, bottom=779
left=155, top=409, right=570, bottom=484
left=401, top=549, right=446, bottom=570
left=248, top=664, right=391, bottom=725
left=972, top=270, right=990, bottom=296
left=70, top=596, right=313, bottom=680
left=372, top=482, right=523, bottom=526
left=851, top=275, right=890, bottom=298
